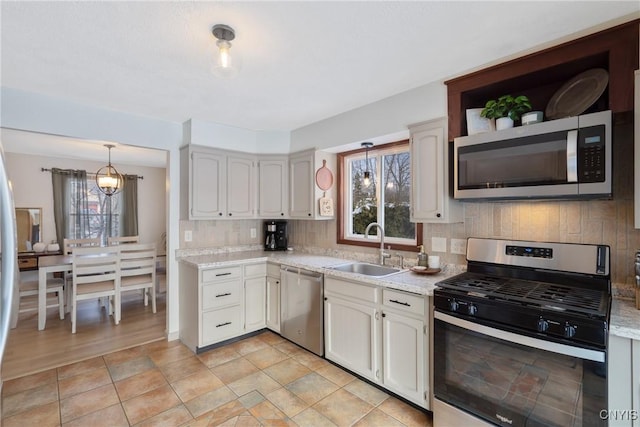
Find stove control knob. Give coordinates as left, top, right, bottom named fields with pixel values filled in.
left=449, top=299, right=459, bottom=312
left=536, top=317, right=549, bottom=333
left=467, top=303, right=478, bottom=316
left=564, top=323, right=577, bottom=338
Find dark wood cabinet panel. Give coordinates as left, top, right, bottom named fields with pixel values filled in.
left=446, top=20, right=639, bottom=140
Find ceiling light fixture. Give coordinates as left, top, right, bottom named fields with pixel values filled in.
left=361, top=142, right=374, bottom=187
left=211, top=24, right=239, bottom=78
left=96, top=144, right=123, bottom=196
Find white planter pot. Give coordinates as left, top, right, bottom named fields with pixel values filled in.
left=496, top=117, right=514, bottom=130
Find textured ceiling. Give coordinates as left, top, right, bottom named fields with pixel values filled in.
left=1, top=1, right=639, bottom=134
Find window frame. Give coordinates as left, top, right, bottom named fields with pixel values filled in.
left=337, top=140, right=422, bottom=252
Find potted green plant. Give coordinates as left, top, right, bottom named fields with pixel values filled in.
left=480, top=95, right=532, bottom=130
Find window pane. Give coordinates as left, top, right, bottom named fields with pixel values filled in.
left=88, top=183, right=120, bottom=244
left=382, top=152, right=414, bottom=239
left=351, top=157, right=377, bottom=235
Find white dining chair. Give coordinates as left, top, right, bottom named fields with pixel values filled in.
left=107, top=235, right=139, bottom=246
left=119, top=243, right=157, bottom=315
left=70, top=246, right=120, bottom=333
left=62, top=237, right=101, bottom=255
left=18, top=276, right=65, bottom=320
left=62, top=237, right=102, bottom=307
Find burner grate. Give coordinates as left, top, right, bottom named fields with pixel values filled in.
left=438, top=273, right=607, bottom=317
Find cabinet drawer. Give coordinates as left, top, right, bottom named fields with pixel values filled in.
left=18, top=257, right=37, bottom=270
left=244, top=263, right=267, bottom=278
left=383, top=289, right=424, bottom=316
left=202, top=280, right=241, bottom=310
left=267, top=262, right=281, bottom=278
left=202, top=305, right=242, bottom=344
left=325, top=277, right=378, bottom=303
left=202, top=266, right=242, bottom=283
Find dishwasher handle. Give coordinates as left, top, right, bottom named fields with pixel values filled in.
left=281, top=266, right=323, bottom=281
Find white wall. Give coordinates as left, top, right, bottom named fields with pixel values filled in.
left=183, top=119, right=291, bottom=154
left=5, top=152, right=166, bottom=249
left=290, top=82, right=447, bottom=151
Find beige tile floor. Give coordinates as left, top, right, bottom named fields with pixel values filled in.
left=1, top=330, right=433, bottom=426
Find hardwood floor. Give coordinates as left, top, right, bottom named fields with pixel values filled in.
left=2, top=277, right=166, bottom=381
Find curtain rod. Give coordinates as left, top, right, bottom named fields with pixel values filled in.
left=41, top=168, right=144, bottom=180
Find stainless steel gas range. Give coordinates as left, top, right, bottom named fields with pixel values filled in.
left=433, top=238, right=611, bottom=427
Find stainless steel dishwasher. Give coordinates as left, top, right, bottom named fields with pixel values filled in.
left=280, top=266, right=324, bottom=356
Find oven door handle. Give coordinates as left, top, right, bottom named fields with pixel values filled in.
left=435, top=311, right=605, bottom=363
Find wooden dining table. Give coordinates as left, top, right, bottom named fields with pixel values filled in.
left=37, top=254, right=71, bottom=330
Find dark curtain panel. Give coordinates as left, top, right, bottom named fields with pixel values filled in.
left=120, top=174, right=138, bottom=237
left=51, top=168, right=90, bottom=243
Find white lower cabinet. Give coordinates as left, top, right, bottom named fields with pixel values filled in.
left=266, top=263, right=281, bottom=332
left=324, top=277, right=429, bottom=409
left=325, top=295, right=379, bottom=381
left=382, top=310, right=425, bottom=404
left=244, top=263, right=266, bottom=332
left=180, top=261, right=268, bottom=352
left=608, top=334, right=640, bottom=427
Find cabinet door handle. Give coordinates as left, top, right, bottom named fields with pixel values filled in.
left=216, top=322, right=232, bottom=328
left=215, top=272, right=232, bottom=277
left=218, top=212, right=223, bottom=216
left=215, top=292, right=231, bottom=298
left=389, top=299, right=410, bottom=307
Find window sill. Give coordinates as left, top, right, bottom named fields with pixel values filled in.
left=337, top=237, right=420, bottom=253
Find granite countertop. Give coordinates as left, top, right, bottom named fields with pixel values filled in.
left=610, top=298, right=640, bottom=340
left=179, top=250, right=463, bottom=296
left=179, top=249, right=640, bottom=333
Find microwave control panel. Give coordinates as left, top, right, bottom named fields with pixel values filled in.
left=578, top=125, right=605, bottom=183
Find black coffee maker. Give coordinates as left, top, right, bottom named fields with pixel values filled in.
left=264, top=220, right=288, bottom=251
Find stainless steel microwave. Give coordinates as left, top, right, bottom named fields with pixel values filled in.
left=454, top=110, right=611, bottom=200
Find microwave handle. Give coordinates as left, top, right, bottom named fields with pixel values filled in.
left=566, top=130, right=578, bottom=183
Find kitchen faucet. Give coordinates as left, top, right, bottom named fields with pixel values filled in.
left=364, top=222, right=391, bottom=265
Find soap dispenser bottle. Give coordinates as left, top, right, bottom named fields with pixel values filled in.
left=417, top=245, right=428, bottom=267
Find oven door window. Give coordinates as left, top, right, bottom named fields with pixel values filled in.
left=458, top=131, right=570, bottom=190
left=434, top=316, right=606, bottom=427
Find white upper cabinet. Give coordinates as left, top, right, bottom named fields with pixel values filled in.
left=258, top=157, right=288, bottom=218
left=409, top=118, right=463, bottom=223
left=289, top=151, right=314, bottom=218
left=289, top=149, right=336, bottom=220
left=180, top=145, right=256, bottom=220
left=227, top=154, right=256, bottom=218
left=182, top=145, right=336, bottom=221
left=181, top=146, right=226, bottom=219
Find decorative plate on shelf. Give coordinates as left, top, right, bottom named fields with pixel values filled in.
left=410, top=267, right=441, bottom=275
left=545, top=68, right=608, bottom=120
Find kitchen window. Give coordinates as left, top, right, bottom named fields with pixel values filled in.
left=337, top=141, right=422, bottom=251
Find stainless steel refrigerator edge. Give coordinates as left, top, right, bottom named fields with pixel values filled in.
left=0, top=140, right=18, bottom=396
left=280, top=266, right=324, bottom=356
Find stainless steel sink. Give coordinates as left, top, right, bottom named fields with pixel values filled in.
left=329, top=262, right=401, bottom=277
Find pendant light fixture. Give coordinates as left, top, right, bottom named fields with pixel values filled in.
left=361, top=142, right=374, bottom=187
left=96, top=144, right=123, bottom=196
left=211, top=24, right=239, bottom=78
